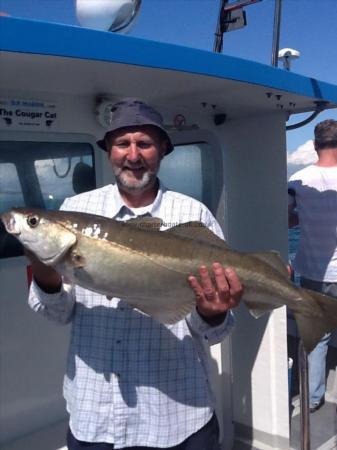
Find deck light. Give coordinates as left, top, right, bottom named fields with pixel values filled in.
left=76, top=0, right=141, bottom=33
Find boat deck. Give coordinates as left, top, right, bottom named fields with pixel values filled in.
left=233, top=337, right=337, bottom=450
left=290, top=396, right=337, bottom=449
left=288, top=336, right=337, bottom=450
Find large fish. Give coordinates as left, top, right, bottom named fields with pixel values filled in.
left=2, top=207, right=337, bottom=353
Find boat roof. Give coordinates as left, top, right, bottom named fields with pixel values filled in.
left=1, top=16, right=337, bottom=119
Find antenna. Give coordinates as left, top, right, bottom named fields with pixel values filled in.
left=76, top=0, right=142, bottom=33
left=271, top=0, right=282, bottom=66
left=213, top=0, right=262, bottom=53
left=278, top=48, right=300, bottom=71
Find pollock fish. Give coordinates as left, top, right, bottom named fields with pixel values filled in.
left=2, top=207, right=337, bottom=353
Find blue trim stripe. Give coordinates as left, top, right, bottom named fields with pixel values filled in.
left=1, top=17, right=337, bottom=105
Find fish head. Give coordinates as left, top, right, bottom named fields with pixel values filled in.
left=1, top=208, right=77, bottom=266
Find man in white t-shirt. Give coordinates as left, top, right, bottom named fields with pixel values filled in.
left=288, top=119, right=337, bottom=412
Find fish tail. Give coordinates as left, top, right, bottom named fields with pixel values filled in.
left=293, top=288, right=337, bottom=353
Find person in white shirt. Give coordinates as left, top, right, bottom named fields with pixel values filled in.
left=27, top=98, right=243, bottom=449
left=288, top=119, right=337, bottom=413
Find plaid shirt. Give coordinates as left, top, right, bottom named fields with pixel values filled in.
left=29, top=183, right=234, bottom=448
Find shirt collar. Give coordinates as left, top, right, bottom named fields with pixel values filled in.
left=110, top=180, right=166, bottom=219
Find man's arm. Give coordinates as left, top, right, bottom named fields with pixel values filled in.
left=288, top=188, right=299, bottom=228
left=26, top=249, right=62, bottom=293
left=288, top=206, right=299, bottom=228
left=185, top=263, right=239, bottom=346
left=185, top=207, right=243, bottom=333
left=26, top=250, right=75, bottom=325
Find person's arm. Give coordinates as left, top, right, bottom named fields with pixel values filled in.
left=27, top=249, right=76, bottom=325
left=188, top=263, right=242, bottom=327
left=288, top=207, right=298, bottom=228
left=186, top=264, right=241, bottom=345
left=184, top=208, right=242, bottom=343
left=185, top=215, right=241, bottom=341
left=26, top=249, right=62, bottom=293
left=288, top=188, right=299, bottom=228
left=27, top=198, right=76, bottom=324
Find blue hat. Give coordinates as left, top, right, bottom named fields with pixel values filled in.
left=97, top=98, right=174, bottom=154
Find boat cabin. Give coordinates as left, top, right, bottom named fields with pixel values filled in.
left=1, top=15, right=337, bottom=450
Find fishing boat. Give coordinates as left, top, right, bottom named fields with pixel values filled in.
left=1, top=2, right=337, bottom=449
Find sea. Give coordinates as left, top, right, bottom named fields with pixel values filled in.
left=288, top=226, right=300, bottom=285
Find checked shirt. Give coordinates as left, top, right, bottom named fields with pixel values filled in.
left=28, top=183, right=234, bottom=448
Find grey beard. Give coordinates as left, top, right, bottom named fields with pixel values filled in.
left=113, top=167, right=157, bottom=191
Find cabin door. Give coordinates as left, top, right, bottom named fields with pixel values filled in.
left=0, top=133, right=96, bottom=446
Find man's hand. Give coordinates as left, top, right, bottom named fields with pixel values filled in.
left=188, top=263, right=243, bottom=326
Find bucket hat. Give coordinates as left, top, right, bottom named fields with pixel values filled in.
left=97, top=98, right=174, bottom=154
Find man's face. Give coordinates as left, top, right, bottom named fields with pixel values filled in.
left=107, top=126, right=167, bottom=191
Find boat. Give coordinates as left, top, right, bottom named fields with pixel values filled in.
left=1, top=5, right=337, bottom=449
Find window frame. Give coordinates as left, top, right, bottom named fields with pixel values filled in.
left=0, top=132, right=100, bottom=259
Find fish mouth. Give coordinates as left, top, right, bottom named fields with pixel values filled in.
left=0, top=211, right=20, bottom=235
left=42, top=252, right=66, bottom=265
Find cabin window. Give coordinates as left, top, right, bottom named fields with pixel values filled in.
left=159, top=141, right=223, bottom=214
left=159, top=143, right=203, bottom=201
left=1, top=163, right=25, bottom=208
left=35, top=155, right=95, bottom=209
left=0, top=141, right=95, bottom=259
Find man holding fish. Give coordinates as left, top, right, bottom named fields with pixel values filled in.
left=25, top=98, right=243, bottom=449
left=4, top=101, right=337, bottom=447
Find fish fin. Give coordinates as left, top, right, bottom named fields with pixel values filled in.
left=294, top=288, right=337, bottom=353
left=125, top=216, right=163, bottom=231
left=246, top=302, right=275, bottom=318
left=293, top=312, right=326, bottom=354
left=149, top=302, right=195, bottom=324
left=252, top=251, right=288, bottom=277
left=166, top=221, right=229, bottom=248
left=243, top=293, right=277, bottom=318
left=125, top=295, right=195, bottom=324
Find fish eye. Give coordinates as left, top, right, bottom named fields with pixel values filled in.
left=27, top=215, right=40, bottom=228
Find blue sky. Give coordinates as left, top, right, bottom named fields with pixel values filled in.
left=1, top=0, right=336, bottom=167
